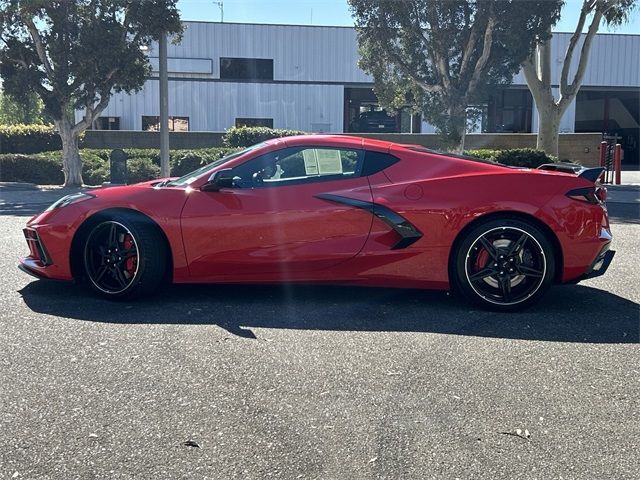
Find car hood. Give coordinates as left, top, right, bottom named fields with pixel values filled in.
left=28, top=178, right=186, bottom=227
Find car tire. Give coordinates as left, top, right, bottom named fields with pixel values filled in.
left=452, top=217, right=556, bottom=311
left=82, top=214, right=166, bottom=300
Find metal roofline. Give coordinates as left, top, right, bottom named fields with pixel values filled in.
left=181, top=20, right=357, bottom=29
left=180, top=20, right=640, bottom=37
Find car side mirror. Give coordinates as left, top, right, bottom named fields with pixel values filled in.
left=201, top=168, right=240, bottom=192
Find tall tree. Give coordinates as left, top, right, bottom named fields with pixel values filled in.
left=0, top=0, right=182, bottom=186
left=522, top=0, right=637, bottom=157
left=0, top=88, right=48, bottom=124
left=348, top=0, right=563, bottom=152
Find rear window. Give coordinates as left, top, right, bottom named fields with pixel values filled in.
left=361, top=151, right=400, bottom=176
left=404, top=146, right=505, bottom=166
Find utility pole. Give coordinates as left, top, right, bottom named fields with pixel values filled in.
left=214, top=1, right=224, bottom=22
left=159, top=31, right=170, bottom=178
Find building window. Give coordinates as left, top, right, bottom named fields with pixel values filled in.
left=220, top=57, right=273, bottom=81
left=142, top=116, right=190, bottom=132
left=235, top=117, right=274, bottom=128
left=485, top=89, right=533, bottom=133
left=344, top=87, right=420, bottom=134
left=88, top=117, right=120, bottom=130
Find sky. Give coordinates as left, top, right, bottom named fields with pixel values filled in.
left=177, top=0, right=640, bottom=34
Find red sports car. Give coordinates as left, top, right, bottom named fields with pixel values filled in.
left=19, top=135, right=614, bottom=310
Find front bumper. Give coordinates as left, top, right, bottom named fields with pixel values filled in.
left=18, top=258, right=49, bottom=279
left=18, top=226, right=74, bottom=281
left=23, top=228, right=52, bottom=266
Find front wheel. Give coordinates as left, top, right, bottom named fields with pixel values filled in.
left=452, top=218, right=556, bottom=311
left=82, top=215, right=166, bottom=299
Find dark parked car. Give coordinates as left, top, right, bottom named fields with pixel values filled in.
left=351, top=110, right=397, bottom=133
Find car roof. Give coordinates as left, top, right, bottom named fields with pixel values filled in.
left=360, top=110, right=390, bottom=116
left=274, top=134, right=394, bottom=151
left=266, top=135, right=503, bottom=167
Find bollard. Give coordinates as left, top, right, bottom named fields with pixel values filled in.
left=110, top=149, right=128, bottom=185
left=614, top=144, right=622, bottom=185
left=599, top=141, right=607, bottom=168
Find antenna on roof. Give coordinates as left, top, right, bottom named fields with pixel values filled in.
left=213, top=1, right=224, bottom=22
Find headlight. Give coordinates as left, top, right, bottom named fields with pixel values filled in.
left=45, top=192, right=95, bottom=211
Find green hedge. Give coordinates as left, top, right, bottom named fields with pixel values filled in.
left=0, top=147, right=240, bottom=185
left=0, top=123, right=62, bottom=154
left=0, top=146, right=565, bottom=185
left=465, top=148, right=559, bottom=168
left=223, top=126, right=306, bottom=148
left=79, top=147, right=241, bottom=176
left=0, top=153, right=65, bottom=184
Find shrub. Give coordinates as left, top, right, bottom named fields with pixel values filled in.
left=0, top=123, right=61, bottom=154
left=127, top=158, right=161, bottom=184
left=0, top=150, right=111, bottom=184
left=84, top=147, right=239, bottom=170
left=169, top=148, right=241, bottom=176
left=78, top=154, right=162, bottom=185
left=223, top=126, right=306, bottom=148
left=464, top=149, right=500, bottom=161
left=81, top=148, right=112, bottom=162
left=82, top=153, right=110, bottom=185
left=0, top=147, right=242, bottom=185
left=170, top=151, right=203, bottom=177
left=0, top=153, right=64, bottom=184
left=493, top=148, right=558, bottom=168
left=465, top=148, right=558, bottom=168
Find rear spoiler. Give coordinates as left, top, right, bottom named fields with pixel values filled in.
left=537, top=163, right=604, bottom=183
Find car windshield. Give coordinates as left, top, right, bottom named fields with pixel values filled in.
left=165, top=143, right=266, bottom=187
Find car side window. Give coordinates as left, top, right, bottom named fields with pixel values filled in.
left=361, top=150, right=400, bottom=176
left=232, top=147, right=364, bottom=188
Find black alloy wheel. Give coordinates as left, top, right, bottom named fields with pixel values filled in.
left=82, top=215, right=166, bottom=299
left=454, top=219, right=555, bottom=310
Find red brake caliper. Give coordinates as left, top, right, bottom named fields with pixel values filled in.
left=475, top=249, right=490, bottom=272
left=123, top=234, right=137, bottom=276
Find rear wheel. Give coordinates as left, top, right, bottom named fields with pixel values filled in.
left=453, top=218, right=556, bottom=311
left=82, top=215, right=166, bottom=299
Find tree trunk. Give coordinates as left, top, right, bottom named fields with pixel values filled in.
left=450, top=128, right=466, bottom=154
left=535, top=104, right=561, bottom=158
left=523, top=8, right=605, bottom=160
left=455, top=127, right=466, bottom=154
left=446, top=104, right=467, bottom=154
left=56, top=119, right=84, bottom=186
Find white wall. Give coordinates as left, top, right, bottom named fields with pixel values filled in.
left=512, top=33, right=640, bottom=88
left=146, top=22, right=372, bottom=84
left=100, top=81, right=345, bottom=132
left=82, top=23, right=639, bottom=133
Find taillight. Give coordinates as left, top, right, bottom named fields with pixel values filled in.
left=566, top=186, right=606, bottom=205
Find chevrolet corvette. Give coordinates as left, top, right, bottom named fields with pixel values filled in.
left=19, top=135, right=614, bottom=310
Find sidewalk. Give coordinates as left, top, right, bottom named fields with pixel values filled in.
left=596, top=169, right=639, bottom=207
left=618, top=169, right=640, bottom=186
left=0, top=183, right=87, bottom=216
left=606, top=185, right=640, bottom=204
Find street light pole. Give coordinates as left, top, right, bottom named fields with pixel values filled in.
left=159, top=31, right=170, bottom=178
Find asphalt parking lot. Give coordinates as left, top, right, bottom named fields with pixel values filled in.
left=1, top=185, right=638, bottom=479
